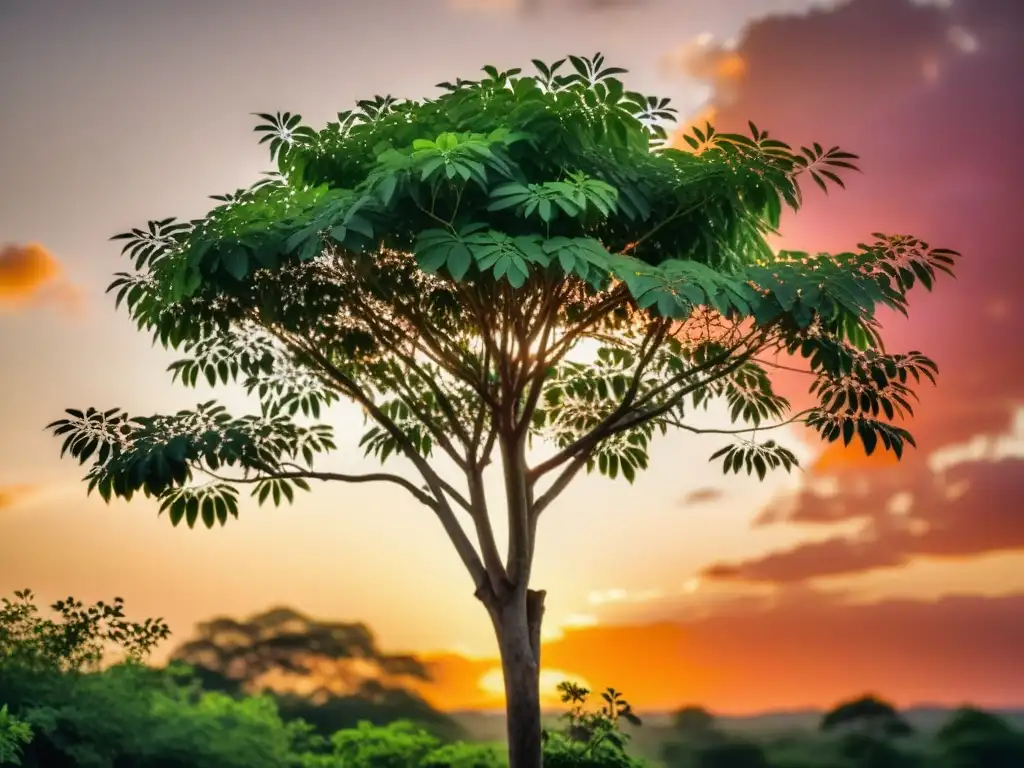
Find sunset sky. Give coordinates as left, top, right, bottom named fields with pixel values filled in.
left=1, top=0, right=1022, bottom=715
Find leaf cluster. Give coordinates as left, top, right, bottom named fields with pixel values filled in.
left=0, top=589, right=169, bottom=674
left=51, top=52, right=959, bottom=530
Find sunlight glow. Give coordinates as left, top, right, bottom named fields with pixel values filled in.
left=477, top=667, right=593, bottom=703
left=587, top=588, right=629, bottom=605
left=541, top=613, right=599, bottom=643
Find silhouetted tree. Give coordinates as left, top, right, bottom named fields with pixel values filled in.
left=937, top=707, right=1014, bottom=745
left=671, top=705, right=723, bottom=746
left=170, top=606, right=427, bottom=692
left=169, top=606, right=461, bottom=740
left=661, top=705, right=725, bottom=766
left=671, top=706, right=715, bottom=736
left=821, top=695, right=913, bottom=740
left=49, top=51, right=957, bottom=766
left=936, top=707, right=1024, bottom=768
left=821, top=695, right=914, bottom=768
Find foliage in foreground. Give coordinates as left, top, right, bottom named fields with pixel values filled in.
left=3, top=591, right=1024, bottom=767
left=0, top=704, right=32, bottom=766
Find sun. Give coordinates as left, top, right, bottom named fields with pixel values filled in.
left=477, top=667, right=592, bottom=704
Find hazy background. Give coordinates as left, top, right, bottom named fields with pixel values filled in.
left=1, top=0, right=1021, bottom=714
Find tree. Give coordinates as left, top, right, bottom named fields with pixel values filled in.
left=662, top=705, right=721, bottom=765
left=0, top=589, right=169, bottom=675
left=47, top=53, right=958, bottom=766
left=820, top=695, right=914, bottom=768
left=0, top=590, right=172, bottom=767
left=820, top=695, right=914, bottom=740
left=936, top=707, right=1024, bottom=768
left=670, top=705, right=719, bottom=743
left=168, top=605, right=461, bottom=739
left=937, top=707, right=1015, bottom=745
left=295, top=720, right=504, bottom=768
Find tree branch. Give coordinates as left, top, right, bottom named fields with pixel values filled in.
left=514, top=280, right=565, bottom=437
left=345, top=288, right=491, bottom=430
left=532, top=353, right=754, bottom=515
left=532, top=452, right=589, bottom=517
left=628, top=327, right=768, bottom=412
left=386, top=367, right=470, bottom=471
left=542, top=284, right=630, bottom=364
left=466, top=467, right=511, bottom=600
left=526, top=319, right=672, bottom=483
left=198, top=466, right=437, bottom=508
left=663, top=408, right=815, bottom=436
left=598, top=354, right=755, bottom=442
left=619, top=197, right=707, bottom=257
left=284, top=338, right=492, bottom=597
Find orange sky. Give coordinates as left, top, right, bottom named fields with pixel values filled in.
left=1, top=0, right=1022, bottom=714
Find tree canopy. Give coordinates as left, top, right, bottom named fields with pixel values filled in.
left=48, top=53, right=957, bottom=598
left=820, top=695, right=914, bottom=739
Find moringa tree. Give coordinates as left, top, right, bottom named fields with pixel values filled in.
left=48, top=54, right=958, bottom=767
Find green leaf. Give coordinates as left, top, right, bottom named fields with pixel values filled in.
left=447, top=246, right=472, bottom=280
left=201, top=497, right=215, bottom=528
left=222, top=249, right=249, bottom=280
left=168, top=499, right=185, bottom=526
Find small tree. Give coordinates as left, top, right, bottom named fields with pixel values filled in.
left=820, top=695, right=914, bottom=741
left=0, top=589, right=169, bottom=674
left=48, top=54, right=957, bottom=766
left=167, top=606, right=459, bottom=740
left=937, top=708, right=1024, bottom=768
left=937, top=707, right=1015, bottom=746
left=821, top=695, right=913, bottom=768
left=662, top=705, right=721, bottom=766
left=670, top=705, right=717, bottom=741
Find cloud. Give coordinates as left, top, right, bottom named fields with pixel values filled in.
left=661, top=33, right=747, bottom=121
left=587, top=587, right=664, bottom=605
left=446, top=0, right=645, bottom=14
left=654, top=0, right=1024, bottom=581
left=702, top=453, right=1024, bottom=583
left=664, top=0, right=1024, bottom=454
left=446, top=0, right=518, bottom=10
left=0, top=485, right=38, bottom=510
left=0, top=242, right=84, bottom=315
left=681, top=487, right=724, bottom=505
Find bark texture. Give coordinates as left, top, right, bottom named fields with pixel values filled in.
left=491, top=588, right=546, bottom=768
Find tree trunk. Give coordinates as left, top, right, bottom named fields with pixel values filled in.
left=492, top=588, right=546, bottom=768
